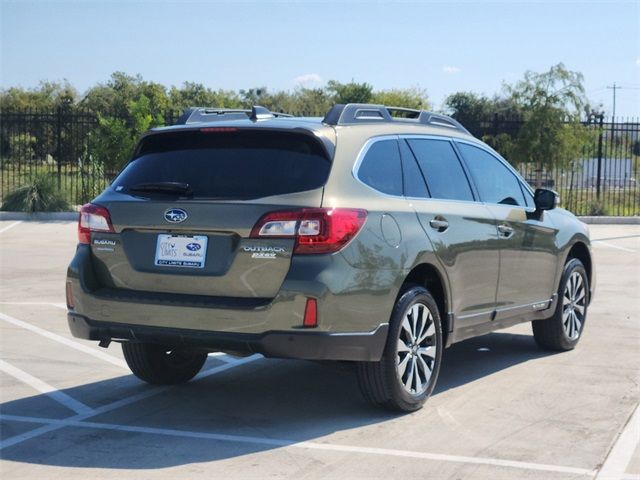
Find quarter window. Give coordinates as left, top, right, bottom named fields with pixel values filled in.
left=357, top=139, right=403, bottom=196
left=406, top=139, right=474, bottom=201
left=456, top=143, right=526, bottom=206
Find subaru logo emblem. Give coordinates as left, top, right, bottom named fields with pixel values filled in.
left=164, top=208, right=188, bottom=223
left=186, top=243, right=201, bottom=251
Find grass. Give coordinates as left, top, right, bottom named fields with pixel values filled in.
left=1, top=162, right=111, bottom=208
left=1, top=174, right=72, bottom=212
left=558, top=188, right=640, bottom=216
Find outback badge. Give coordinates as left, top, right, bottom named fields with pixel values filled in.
left=164, top=208, right=188, bottom=223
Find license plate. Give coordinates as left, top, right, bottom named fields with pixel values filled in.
left=154, top=235, right=208, bottom=268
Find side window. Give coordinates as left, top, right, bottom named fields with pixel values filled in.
left=357, top=139, right=403, bottom=196
left=399, top=139, right=429, bottom=198
left=456, top=143, right=526, bottom=206
left=406, top=139, right=474, bottom=201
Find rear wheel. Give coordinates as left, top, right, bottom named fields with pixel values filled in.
left=357, top=285, right=443, bottom=412
left=532, top=258, right=589, bottom=351
left=122, top=342, right=207, bottom=385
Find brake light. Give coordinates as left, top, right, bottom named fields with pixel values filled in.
left=200, top=127, right=238, bottom=133
left=78, top=203, right=114, bottom=244
left=250, top=208, right=367, bottom=254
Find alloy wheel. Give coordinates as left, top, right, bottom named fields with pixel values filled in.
left=562, top=271, right=586, bottom=340
left=396, top=303, right=437, bottom=395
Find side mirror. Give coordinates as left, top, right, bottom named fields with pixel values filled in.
left=534, top=188, right=559, bottom=211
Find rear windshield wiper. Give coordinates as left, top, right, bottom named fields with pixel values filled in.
left=126, top=182, right=193, bottom=195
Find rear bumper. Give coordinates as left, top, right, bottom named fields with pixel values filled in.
left=68, top=313, right=388, bottom=362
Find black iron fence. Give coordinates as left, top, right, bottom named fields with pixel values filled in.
left=1, top=108, right=638, bottom=215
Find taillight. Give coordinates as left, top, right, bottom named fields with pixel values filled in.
left=250, top=208, right=367, bottom=254
left=78, top=203, right=114, bottom=244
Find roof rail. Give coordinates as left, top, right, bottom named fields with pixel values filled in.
left=322, top=104, right=470, bottom=134
left=175, top=106, right=293, bottom=125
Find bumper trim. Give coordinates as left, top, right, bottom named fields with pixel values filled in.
left=68, top=313, right=389, bottom=362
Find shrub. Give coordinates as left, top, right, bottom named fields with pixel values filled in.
left=586, top=201, right=608, bottom=216
left=1, top=174, right=72, bottom=212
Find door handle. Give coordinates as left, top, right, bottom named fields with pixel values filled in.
left=429, top=217, right=449, bottom=232
left=497, top=223, right=514, bottom=237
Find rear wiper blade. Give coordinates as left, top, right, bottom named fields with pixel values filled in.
left=127, top=182, right=192, bottom=195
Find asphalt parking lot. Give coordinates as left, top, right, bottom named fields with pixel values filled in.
left=0, top=220, right=638, bottom=480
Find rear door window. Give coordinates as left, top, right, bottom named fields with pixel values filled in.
left=357, top=139, right=403, bottom=196
left=113, top=130, right=331, bottom=200
left=406, top=139, right=474, bottom=201
left=399, top=139, right=429, bottom=198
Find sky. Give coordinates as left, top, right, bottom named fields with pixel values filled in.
left=1, top=0, right=639, bottom=117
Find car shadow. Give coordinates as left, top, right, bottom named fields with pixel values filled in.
left=0, top=331, right=555, bottom=469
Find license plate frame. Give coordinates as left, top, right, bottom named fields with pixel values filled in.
left=154, top=234, right=208, bottom=269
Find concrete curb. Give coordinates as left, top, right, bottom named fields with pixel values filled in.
left=578, top=216, right=640, bottom=225
left=1, top=211, right=638, bottom=225
left=0, top=212, right=78, bottom=221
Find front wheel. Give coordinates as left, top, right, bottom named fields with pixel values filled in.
left=532, top=258, right=589, bottom=351
left=122, top=342, right=208, bottom=385
left=357, top=285, right=443, bottom=412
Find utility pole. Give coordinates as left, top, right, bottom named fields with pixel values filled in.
left=606, top=83, right=620, bottom=120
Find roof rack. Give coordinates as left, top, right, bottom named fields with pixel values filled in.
left=322, top=104, right=470, bottom=134
left=175, top=105, right=293, bottom=125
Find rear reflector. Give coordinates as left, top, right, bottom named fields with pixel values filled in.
left=303, top=298, right=318, bottom=328
left=78, top=203, right=114, bottom=244
left=250, top=208, right=367, bottom=254
left=65, top=281, right=74, bottom=309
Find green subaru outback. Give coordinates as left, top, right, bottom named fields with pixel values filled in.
left=66, top=104, right=594, bottom=412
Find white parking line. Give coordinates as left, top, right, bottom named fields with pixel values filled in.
left=0, top=312, right=128, bottom=369
left=0, top=302, right=67, bottom=310
left=592, top=241, right=636, bottom=253
left=0, top=221, right=22, bottom=234
left=0, top=354, right=261, bottom=450
left=596, top=404, right=640, bottom=480
left=0, top=359, right=94, bottom=415
left=0, top=412, right=596, bottom=476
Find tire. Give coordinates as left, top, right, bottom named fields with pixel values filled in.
left=357, top=285, right=443, bottom=412
left=121, top=342, right=207, bottom=385
left=532, top=258, right=589, bottom=351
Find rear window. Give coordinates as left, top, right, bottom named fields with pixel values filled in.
left=112, top=130, right=331, bottom=199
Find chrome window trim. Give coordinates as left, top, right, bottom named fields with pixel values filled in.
left=453, top=139, right=537, bottom=212
left=351, top=135, right=405, bottom=200
left=352, top=133, right=538, bottom=211
left=453, top=138, right=537, bottom=199
left=352, top=134, right=481, bottom=205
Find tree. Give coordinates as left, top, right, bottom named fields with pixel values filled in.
left=506, top=63, right=592, bottom=187
left=444, top=91, right=522, bottom=138
left=86, top=94, right=163, bottom=172
left=168, top=82, right=241, bottom=110
left=292, top=88, right=332, bottom=116
left=327, top=80, right=373, bottom=104
left=0, top=81, right=77, bottom=110
left=371, top=87, right=429, bottom=110
left=81, top=72, right=170, bottom=117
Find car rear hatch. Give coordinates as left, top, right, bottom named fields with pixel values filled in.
left=86, top=127, right=334, bottom=299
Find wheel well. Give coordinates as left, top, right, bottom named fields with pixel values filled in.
left=567, top=241, right=592, bottom=285
left=401, top=264, right=449, bottom=342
